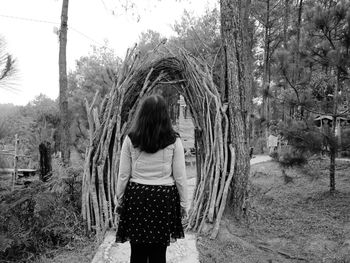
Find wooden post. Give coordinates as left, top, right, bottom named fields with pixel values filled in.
left=39, top=141, right=52, bottom=182
left=12, top=134, right=19, bottom=191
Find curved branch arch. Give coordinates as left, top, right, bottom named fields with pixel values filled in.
left=82, top=47, right=235, bottom=238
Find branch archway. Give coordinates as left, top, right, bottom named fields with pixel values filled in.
left=82, top=47, right=235, bottom=238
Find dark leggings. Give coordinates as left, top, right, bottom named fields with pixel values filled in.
left=130, top=243, right=167, bottom=263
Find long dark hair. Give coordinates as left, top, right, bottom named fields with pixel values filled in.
left=128, top=94, right=179, bottom=153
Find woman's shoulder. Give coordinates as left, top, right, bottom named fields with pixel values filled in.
left=174, top=136, right=184, bottom=149
left=162, top=136, right=181, bottom=151
left=124, top=135, right=131, bottom=143
left=124, top=135, right=134, bottom=149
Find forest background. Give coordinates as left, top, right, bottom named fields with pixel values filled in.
left=0, top=0, right=350, bottom=262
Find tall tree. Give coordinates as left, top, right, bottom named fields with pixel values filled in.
left=251, top=0, right=286, bottom=129
left=220, top=0, right=253, bottom=219
left=263, top=0, right=271, bottom=125
left=277, top=0, right=350, bottom=193
left=283, top=0, right=290, bottom=49
left=59, top=0, right=70, bottom=165
left=303, top=0, right=350, bottom=192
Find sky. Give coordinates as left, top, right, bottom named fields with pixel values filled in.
left=0, top=0, right=217, bottom=105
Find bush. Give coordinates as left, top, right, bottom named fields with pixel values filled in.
left=278, top=146, right=308, bottom=168
left=254, top=136, right=267, bottom=154
left=279, top=120, right=324, bottom=154
left=0, top=163, right=87, bottom=262
left=0, top=155, right=10, bottom=169
left=340, top=150, right=350, bottom=157
left=269, top=150, right=279, bottom=160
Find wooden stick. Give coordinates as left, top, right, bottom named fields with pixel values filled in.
left=216, top=113, right=229, bottom=210
left=211, top=145, right=235, bottom=239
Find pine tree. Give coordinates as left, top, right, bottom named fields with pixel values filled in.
left=220, top=0, right=253, bottom=219
left=278, top=0, right=350, bottom=193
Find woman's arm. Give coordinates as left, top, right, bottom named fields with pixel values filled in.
left=116, top=136, right=132, bottom=201
left=172, top=138, right=188, bottom=210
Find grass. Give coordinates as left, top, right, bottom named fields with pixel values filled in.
left=33, top=238, right=98, bottom=263
left=197, top=158, right=350, bottom=263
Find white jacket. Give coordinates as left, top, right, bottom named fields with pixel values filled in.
left=116, top=136, right=188, bottom=209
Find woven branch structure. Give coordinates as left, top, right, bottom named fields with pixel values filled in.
left=82, top=47, right=235, bottom=238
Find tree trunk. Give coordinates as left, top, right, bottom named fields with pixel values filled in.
left=263, top=0, right=271, bottom=129
left=59, top=0, right=70, bottom=165
left=329, top=68, right=340, bottom=193
left=220, top=0, right=252, bottom=220
left=282, top=0, right=288, bottom=122
left=39, top=141, right=52, bottom=182
left=294, top=0, right=303, bottom=85
left=329, top=149, right=336, bottom=193
left=283, top=0, right=289, bottom=49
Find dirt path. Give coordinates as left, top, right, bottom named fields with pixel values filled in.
left=91, top=155, right=273, bottom=263
left=91, top=178, right=199, bottom=263
left=250, top=155, right=272, bottom=165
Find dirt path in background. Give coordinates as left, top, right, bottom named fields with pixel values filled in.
left=198, top=158, right=350, bottom=263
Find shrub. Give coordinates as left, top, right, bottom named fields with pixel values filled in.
left=278, top=120, right=324, bottom=154
left=269, top=150, right=279, bottom=161
left=254, top=136, right=267, bottom=154
left=0, top=162, right=86, bottom=262
left=278, top=146, right=307, bottom=168
left=0, top=155, right=10, bottom=169
left=340, top=150, right=350, bottom=157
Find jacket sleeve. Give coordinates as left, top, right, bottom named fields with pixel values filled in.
left=172, top=137, right=188, bottom=209
left=116, top=136, right=132, bottom=201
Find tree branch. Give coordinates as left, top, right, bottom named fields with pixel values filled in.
left=282, top=70, right=300, bottom=102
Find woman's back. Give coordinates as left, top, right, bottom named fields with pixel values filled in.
left=128, top=136, right=176, bottom=185
left=115, top=94, right=188, bottom=263
left=119, top=135, right=187, bottom=208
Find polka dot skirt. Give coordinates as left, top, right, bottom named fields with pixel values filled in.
left=115, top=182, right=185, bottom=246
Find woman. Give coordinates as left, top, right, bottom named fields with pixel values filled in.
left=115, top=94, right=188, bottom=263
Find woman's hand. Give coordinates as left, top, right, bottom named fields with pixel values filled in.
left=114, top=195, right=124, bottom=215
left=180, top=206, right=188, bottom=219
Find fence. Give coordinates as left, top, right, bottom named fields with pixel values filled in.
left=0, top=134, right=34, bottom=191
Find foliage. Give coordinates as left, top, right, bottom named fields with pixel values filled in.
left=25, top=94, right=60, bottom=128
left=254, top=0, right=350, bottom=192
left=0, top=162, right=86, bottom=262
left=253, top=136, right=267, bottom=154
left=68, top=45, right=121, bottom=154
left=251, top=0, right=350, bottom=124
left=277, top=118, right=350, bottom=171
left=137, top=30, right=166, bottom=57
left=0, top=36, right=16, bottom=91
left=171, top=8, right=221, bottom=84
left=277, top=146, right=308, bottom=167
left=0, top=95, right=59, bottom=169
left=172, top=8, right=221, bottom=58
left=0, top=104, right=18, bottom=140
left=279, top=120, right=325, bottom=154
left=276, top=120, right=324, bottom=168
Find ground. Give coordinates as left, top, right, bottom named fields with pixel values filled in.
left=197, top=158, right=350, bottom=263
left=2, top=156, right=350, bottom=262
left=33, top=240, right=97, bottom=263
